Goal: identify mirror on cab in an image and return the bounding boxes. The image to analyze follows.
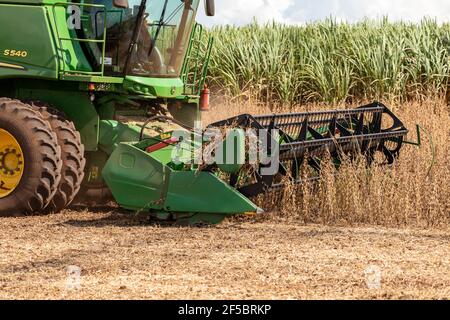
[205,0,215,16]
[113,0,129,9]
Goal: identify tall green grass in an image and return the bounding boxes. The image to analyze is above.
[204,19,450,106]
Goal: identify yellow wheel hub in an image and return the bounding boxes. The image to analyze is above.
[0,129,24,198]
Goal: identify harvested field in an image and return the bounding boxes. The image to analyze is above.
[0,210,449,300]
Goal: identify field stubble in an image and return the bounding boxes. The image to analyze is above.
[0,211,449,299]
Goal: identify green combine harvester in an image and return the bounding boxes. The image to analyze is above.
[0,0,411,224]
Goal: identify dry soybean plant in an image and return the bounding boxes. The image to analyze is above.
[211,98,449,228]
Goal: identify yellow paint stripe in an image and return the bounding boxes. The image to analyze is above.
[0,62,25,70]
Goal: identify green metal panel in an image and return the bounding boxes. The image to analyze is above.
[98,120,143,155]
[0,0,46,5]
[0,4,58,79]
[62,74,124,84]
[124,76,185,98]
[102,143,170,211]
[165,171,258,214]
[217,129,246,174]
[47,3,93,74]
[102,142,259,217]
[0,0,83,4]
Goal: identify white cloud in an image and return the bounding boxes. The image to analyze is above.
[197,0,294,26]
[197,0,450,26]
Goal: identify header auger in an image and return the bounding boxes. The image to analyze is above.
[0,0,411,224]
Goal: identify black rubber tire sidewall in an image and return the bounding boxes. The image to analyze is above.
[0,100,61,216]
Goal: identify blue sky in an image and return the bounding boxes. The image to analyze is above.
[197,0,450,26]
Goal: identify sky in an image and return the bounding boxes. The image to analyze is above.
[197,0,450,27]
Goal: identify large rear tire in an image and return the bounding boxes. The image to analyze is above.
[0,98,62,216]
[29,102,86,212]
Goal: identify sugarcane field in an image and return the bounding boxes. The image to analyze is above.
[0,0,449,303]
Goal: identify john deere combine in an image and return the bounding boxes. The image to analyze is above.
[0,0,410,224]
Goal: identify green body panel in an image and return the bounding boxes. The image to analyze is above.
[63,75,124,84]
[0,4,58,79]
[124,77,185,98]
[102,142,258,217]
[164,171,257,214]
[47,3,93,74]
[0,0,54,3]
[102,143,168,211]
[148,143,178,166]
[217,129,246,174]
[98,120,143,154]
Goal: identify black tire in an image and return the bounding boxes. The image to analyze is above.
[29,102,86,212]
[0,98,62,216]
